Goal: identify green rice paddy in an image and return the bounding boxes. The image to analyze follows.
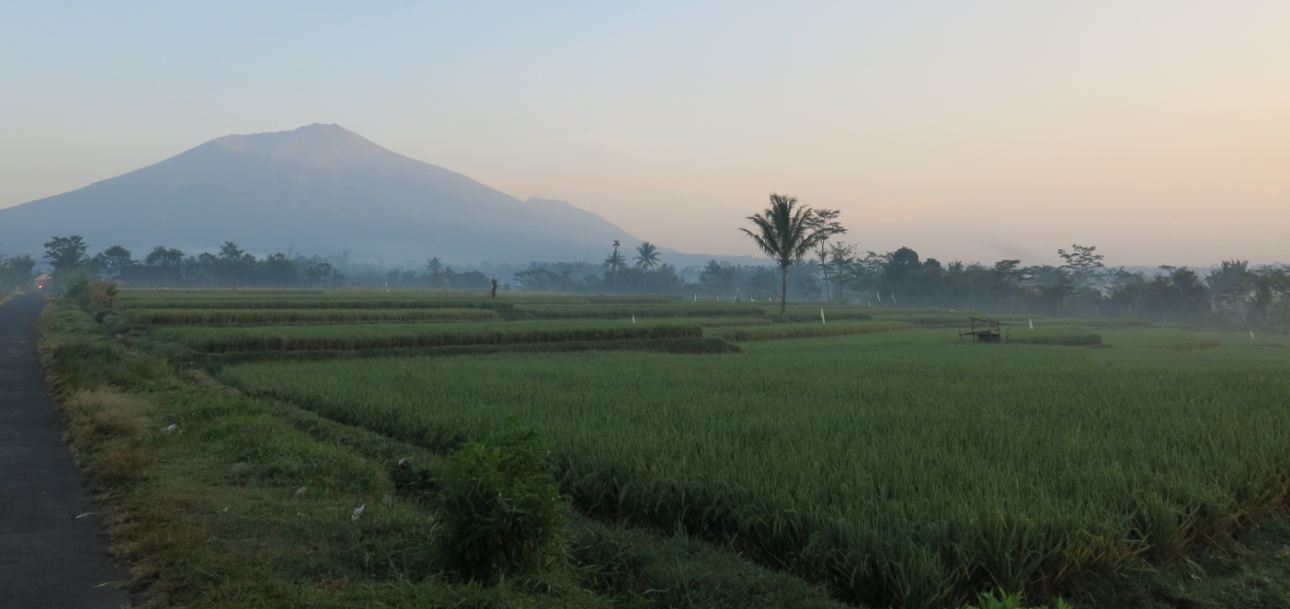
[109,288,1290,608]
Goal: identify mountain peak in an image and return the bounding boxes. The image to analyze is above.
[213,122,364,143]
[0,125,638,263]
[287,122,363,138]
[203,123,387,165]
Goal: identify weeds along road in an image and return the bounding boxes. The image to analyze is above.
[0,293,128,609]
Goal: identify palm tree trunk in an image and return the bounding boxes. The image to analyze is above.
[779,265,788,317]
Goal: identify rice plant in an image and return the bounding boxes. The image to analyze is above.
[219,330,1290,608]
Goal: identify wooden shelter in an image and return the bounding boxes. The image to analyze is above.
[959,317,1009,343]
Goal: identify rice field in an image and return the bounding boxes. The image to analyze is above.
[123,307,501,325]
[154,319,704,353]
[113,288,1290,608]
[704,320,913,341]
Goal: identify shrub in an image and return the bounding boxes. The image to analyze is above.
[60,271,91,301]
[64,275,118,310]
[436,430,566,582]
[91,445,154,485]
[87,281,118,308]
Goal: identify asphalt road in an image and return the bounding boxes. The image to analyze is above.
[0,293,129,608]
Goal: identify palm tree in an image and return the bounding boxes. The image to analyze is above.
[634,241,661,270]
[603,240,627,291]
[741,194,834,317]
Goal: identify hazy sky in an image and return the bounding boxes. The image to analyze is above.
[2,1,1287,266]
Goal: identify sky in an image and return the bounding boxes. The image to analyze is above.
[2,1,1287,266]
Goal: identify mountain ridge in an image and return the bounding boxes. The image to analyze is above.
[0,124,650,265]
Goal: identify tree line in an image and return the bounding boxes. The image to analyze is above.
[34,237,345,288]
[731,193,1289,328]
[6,206,1288,331]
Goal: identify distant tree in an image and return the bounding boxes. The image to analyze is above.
[747,266,779,300]
[1057,244,1105,288]
[259,252,298,286]
[194,252,219,283]
[740,194,833,316]
[699,260,737,295]
[515,267,578,292]
[43,235,89,274]
[1206,259,1253,315]
[145,246,185,267]
[878,247,924,305]
[424,257,447,289]
[442,268,490,291]
[301,259,340,287]
[804,208,847,301]
[992,259,1023,312]
[633,241,661,271]
[0,255,36,291]
[92,245,135,280]
[1161,267,1210,321]
[1053,244,1107,314]
[218,241,246,260]
[136,246,187,286]
[214,241,256,286]
[1027,264,1077,314]
[1246,266,1288,327]
[641,262,683,292]
[827,243,882,303]
[1103,267,1148,317]
[603,240,627,291]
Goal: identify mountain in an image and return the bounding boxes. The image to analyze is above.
[0,124,641,264]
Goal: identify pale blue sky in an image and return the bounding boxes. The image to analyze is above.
[2,1,1287,264]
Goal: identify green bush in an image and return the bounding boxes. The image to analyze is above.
[437,430,566,582]
[60,271,91,301]
[87,281,118,308]
[62,274,118,311]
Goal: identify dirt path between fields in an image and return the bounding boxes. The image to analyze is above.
[0,293,128,608]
